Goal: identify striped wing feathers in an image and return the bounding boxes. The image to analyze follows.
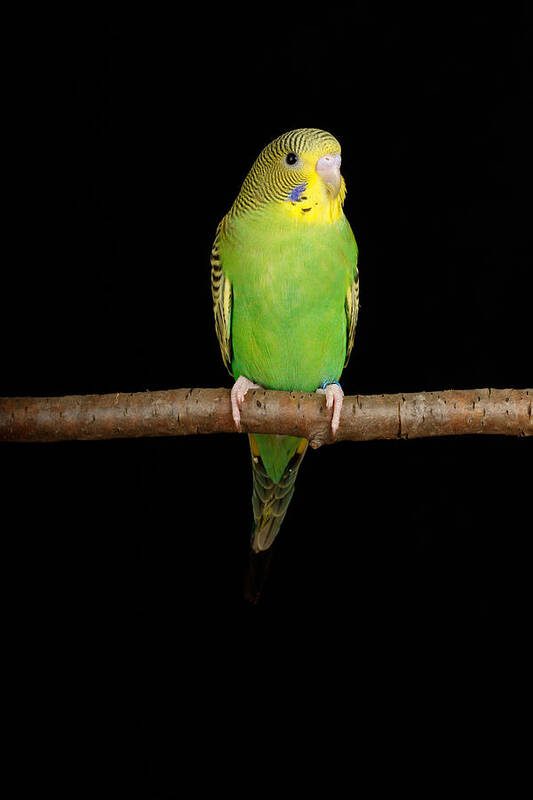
[344,262,359,367]
[210,231,233,375]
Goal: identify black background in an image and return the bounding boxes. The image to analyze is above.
[3,6,531,792]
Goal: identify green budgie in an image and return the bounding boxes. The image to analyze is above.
[211,128,359,562]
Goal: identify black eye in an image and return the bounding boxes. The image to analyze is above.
[285,152,298,165]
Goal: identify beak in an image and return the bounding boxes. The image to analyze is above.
[315,153,342,197]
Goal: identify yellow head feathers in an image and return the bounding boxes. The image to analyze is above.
[229,128,347,224]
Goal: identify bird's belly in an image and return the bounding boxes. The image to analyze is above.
[231,278,346,393]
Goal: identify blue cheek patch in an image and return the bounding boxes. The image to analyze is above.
[286,182,307,202]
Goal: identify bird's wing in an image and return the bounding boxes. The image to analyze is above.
[210,227,233,375]
[344,258,359,367]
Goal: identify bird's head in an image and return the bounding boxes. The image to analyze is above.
[233,128,347,223]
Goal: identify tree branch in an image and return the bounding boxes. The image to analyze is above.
[0,387,531,445]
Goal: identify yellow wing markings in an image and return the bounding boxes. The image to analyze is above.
[344,260,359,367]
[210,231,233,375]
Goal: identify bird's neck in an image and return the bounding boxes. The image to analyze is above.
[279,172,347,225]
[227,172,347,229]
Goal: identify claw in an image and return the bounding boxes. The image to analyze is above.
[316,382,344,437]
[230,376,262,431]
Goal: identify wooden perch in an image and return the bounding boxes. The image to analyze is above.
[0,387,531,446]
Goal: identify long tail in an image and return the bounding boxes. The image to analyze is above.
[243,434,308,603]
[249,434,308,553]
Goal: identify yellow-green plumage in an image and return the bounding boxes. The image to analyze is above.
[211,128,359,553]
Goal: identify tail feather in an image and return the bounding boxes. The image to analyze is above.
[249,434,307,553]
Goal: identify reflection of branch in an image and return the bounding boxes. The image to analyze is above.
[0,387,531,446]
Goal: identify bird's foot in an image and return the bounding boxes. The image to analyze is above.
[316,380,344,437]
[231,376,262,431]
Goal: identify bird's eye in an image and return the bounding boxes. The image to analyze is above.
[285,152,298,166]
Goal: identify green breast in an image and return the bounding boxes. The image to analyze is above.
[221,208,357,392]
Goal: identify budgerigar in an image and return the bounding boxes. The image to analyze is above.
[211,128,359,561]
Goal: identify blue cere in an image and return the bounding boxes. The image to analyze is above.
[286,182,307,202]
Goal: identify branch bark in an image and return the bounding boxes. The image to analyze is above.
[0,387,531,445]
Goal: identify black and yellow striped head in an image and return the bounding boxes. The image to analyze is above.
[230,128,347,223]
